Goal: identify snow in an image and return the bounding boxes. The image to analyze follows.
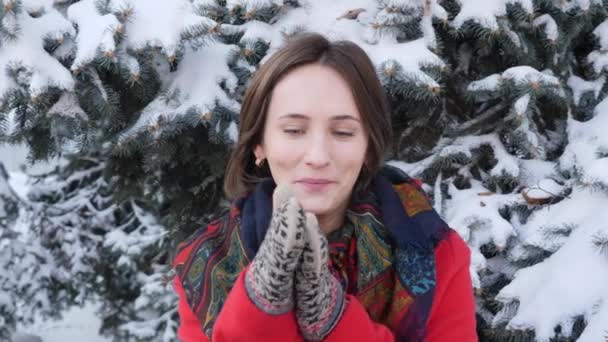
[523,178,565,200]
[11,332,42,342]
[420,7,436,49]
[496,90,608,340]
[560,99,608,187]
[15,302,110,342]
[454,134,521,177]
[104,201,167,268]
[432,172,443,216]
[428,0,448,21]
[2,170,109,342]
[452,0,533,30]
[468,66,563,97]
[502,66,561,87]
[587,50,608,74]
[592,19,608,50]
[577,300,608,342]
[20,0,56,13]
[0,5,75,99]
[368,38,445,87]
[533,14,558,41]
[116,0,217,56]
[513,94,530,115]
[518,159,558,185]
[227,121,239,142]
[559,0,603,12]
[120,0,447,140]
[446,179,522,257]
[242,0,284,11]
[120,41,240,139]
[468,74,502,92]
[236,20,281,46]
[504,27,522,48]
[66,1,238,141]
[1,159,178,341]
[497,187,608,342]
[588,19,608,73]
[47,92,87,119]
[225,0,284,11]
[389,134,521,180]
[124,55,141,78]
[248,0,446,89]
[268,0,377,44]
[67,0,121,71]
[6,172,29,200]
[567,75,605,106]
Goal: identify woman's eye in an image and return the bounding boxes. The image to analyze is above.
[283,128,305,135]
[334,131,355,137]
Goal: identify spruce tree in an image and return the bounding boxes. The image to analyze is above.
[0,162,20,340]
[2,0,608,341]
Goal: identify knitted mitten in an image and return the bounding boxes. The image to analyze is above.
[295,213,346,341]
[244,185,307,314]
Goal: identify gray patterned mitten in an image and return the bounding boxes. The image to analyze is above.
[295,213,346,341]
[244,185,307,315]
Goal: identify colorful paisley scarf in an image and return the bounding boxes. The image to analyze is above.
[175,165,451,340]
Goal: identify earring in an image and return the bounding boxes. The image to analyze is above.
[255,157,265,167]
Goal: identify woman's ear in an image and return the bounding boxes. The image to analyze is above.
[254,144,265,160]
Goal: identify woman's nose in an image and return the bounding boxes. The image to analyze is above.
[304,134,330,168]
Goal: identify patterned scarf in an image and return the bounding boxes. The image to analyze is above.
[175,165,451,340]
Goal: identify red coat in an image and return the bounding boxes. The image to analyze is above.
[173,230,477,341]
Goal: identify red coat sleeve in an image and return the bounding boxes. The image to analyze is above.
[324,295,394,341]
[426,231,478,342]
[212,266,302,341]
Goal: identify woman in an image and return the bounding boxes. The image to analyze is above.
[173,32,477,341]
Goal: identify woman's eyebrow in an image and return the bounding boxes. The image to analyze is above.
[278,113,309,120]
[278,113,361,122]
[331,114,360,122]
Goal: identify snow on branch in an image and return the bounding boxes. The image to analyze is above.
[560,99,608,188]
[469,66,563,94]
[567,75,605,107]
[104,200,168,268]
[533,14,558,42]
[496,186,608,341]
[0,2,74,102]
[118,41,240,141]
[451,0,533,31]
[67,0,121,71]
[587,19,608,74]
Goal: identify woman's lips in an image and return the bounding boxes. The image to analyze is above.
[295,179,335,192]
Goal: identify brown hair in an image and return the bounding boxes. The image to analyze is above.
[224,32,392,199]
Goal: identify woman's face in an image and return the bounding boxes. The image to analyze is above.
[254,63,368,216]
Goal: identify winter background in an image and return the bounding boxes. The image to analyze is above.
[1,0,608,341]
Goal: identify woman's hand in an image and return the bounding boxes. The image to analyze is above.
[295,213,346,341]
[244,185,307,315]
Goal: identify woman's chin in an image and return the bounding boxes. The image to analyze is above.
[299,200,333,216]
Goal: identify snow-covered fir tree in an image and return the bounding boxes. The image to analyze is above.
[1,0,608,341]
[0,162,20,340]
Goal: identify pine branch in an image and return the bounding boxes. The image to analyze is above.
[445,102,507,137]
[592,231,608,257]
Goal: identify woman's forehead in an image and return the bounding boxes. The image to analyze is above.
[267,64,361,120]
